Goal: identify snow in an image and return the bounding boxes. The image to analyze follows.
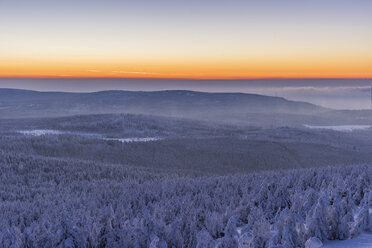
[18,130,65,136]
[103,137,162,143]
[323,233,372,248]
[18,130,162,143]
[304,125,371,132]
[238,232,253,248]
[305,237,323,248]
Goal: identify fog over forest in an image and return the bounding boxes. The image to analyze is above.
[1,78,372,109]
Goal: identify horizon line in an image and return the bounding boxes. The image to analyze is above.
[1,76,372,81]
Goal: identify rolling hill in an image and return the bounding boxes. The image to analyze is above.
[0,88,324,120]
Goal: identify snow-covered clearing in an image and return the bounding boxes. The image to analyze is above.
[18,129,162,143]
[323,233,372,248]
[18,129,65,136]
[103,137,162,143]
[303,125,371,132]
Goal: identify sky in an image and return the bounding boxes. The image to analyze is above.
[0,0,372,79]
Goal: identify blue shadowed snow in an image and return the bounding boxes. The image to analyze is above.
[324,233,372,248]
[303,125,372,132]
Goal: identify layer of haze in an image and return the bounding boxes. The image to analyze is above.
[0,0,372,79]
[1,78,372,110]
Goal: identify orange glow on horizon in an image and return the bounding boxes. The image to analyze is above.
[1,58,371,80]
[1,73,372,80]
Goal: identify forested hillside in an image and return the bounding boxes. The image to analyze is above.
[0,89,325,125]
[1,150,371,247]
[1,101,372,247]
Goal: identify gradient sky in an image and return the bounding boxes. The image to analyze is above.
[0,0,372,79]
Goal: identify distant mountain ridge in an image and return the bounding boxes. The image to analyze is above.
[0,88,325,119]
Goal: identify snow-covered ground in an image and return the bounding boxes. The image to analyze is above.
[303,125,371,132]
[323,233,372,248]
[18,129,162,143]
[18,129,65,136]
[103,137,162,143]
